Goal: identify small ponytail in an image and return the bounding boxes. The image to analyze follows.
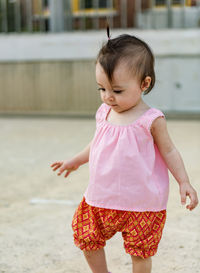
[106,23,111,40]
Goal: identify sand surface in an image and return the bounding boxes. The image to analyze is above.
[0,117,199,273]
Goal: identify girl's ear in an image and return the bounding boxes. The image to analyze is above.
[141,76,151,92]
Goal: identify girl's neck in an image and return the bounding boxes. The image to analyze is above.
[131,99,149,111]
[107,99,150,126]
[122,99,150,115]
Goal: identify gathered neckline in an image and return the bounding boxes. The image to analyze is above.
[104,105,152,128]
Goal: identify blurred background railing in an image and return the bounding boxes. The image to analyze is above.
[0,0,200,33]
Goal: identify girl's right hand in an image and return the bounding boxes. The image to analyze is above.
[50,159,79,178]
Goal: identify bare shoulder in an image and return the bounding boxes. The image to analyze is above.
[151,116,175,154]
[151,115,167,134]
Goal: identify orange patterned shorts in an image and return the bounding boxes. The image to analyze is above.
[72,197,166,259]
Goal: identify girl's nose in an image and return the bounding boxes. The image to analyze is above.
[105,91,114,101]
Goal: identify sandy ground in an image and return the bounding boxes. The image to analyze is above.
[0,116,200,273]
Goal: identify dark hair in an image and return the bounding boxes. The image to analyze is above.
[96,34,155,95]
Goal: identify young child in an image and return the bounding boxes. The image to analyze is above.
[51,30,198,273]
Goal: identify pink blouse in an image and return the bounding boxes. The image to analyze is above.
[84,103,169,212]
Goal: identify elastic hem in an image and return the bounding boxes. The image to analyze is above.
[74,239,106,251]
[125,247,158,259]
[84,196,167,212]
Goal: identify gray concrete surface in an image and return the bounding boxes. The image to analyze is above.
[0,116,199,273]
[0,30,200,61]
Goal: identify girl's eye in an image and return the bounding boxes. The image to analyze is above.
[97,88,123,94]
[97,88,105,91]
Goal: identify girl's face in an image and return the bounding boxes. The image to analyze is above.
[96,62,150,113]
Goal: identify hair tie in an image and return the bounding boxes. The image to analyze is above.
[106,24,111,40]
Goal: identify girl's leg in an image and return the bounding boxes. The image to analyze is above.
[83,248,109,273]
[131,256,152,273]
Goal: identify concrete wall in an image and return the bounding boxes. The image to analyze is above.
[0,29,200,116]
[0,61,100,115]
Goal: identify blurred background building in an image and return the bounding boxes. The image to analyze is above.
[1,0,200,32]
[0,0,200,116]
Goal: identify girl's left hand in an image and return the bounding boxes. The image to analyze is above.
[179,182,198,210]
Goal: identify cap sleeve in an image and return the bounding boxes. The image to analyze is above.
[141,108,165,132]
[95,103,109,124]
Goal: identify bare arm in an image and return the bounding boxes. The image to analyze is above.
[151,117,198,210]
[72,141,91,166]
[51,141,91,178]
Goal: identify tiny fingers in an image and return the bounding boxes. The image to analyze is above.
[180,190,186,205]
[181,198,186,205]
[51,162,64,173]
[64,170,71,178]
[187,192,199,210]
[51,162,60,167]
[186,203,195,211]
[52,165,60,171]
[51,162,77,179]
[57,168,64,176]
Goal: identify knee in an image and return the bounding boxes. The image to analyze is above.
[131,255,151,264]
[83,248,105,259]
[83,249,102,260]
[131,255,144,263]
[83,250,93,259]
[131,255,152,273]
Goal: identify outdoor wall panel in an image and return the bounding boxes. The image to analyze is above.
[0,61,101,114]
[0,30,199,116]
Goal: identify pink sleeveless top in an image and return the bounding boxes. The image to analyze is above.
[84,103,169,212]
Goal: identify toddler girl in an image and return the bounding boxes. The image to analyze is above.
[51,30,198,273]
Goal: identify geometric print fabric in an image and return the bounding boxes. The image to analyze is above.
[72,198,166,259]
